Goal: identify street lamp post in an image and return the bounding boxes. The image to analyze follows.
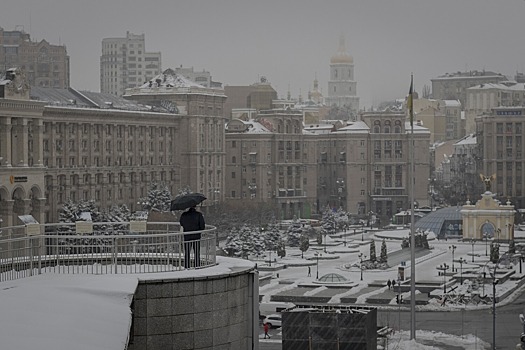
[492,277,499,350]
[470,239,476,262]
[449,245,456,272]
[458,257,465,285]
[358,253,365,281]
[484,233,489,256]
[496,228,501,242]
[438,263,449,293]
[315,253,321,280]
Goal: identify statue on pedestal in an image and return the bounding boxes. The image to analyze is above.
[479,173,496,192]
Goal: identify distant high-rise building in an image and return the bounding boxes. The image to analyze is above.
[0,27,70,89]
[325,35,359,120]
[100,32,161,96]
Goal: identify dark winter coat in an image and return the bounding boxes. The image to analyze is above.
[179,207,205,241]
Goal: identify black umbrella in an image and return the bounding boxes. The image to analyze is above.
[170,193,207,211]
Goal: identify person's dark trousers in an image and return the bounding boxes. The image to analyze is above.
[184,240,201,268]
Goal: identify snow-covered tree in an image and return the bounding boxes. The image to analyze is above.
[138,182,172,212]
[380,239,388,264]
[223,226,240,257]
[286,217,303,247]
[334,207,349,233]
[263,221,282,251]
[299,233,310,258]
[176,185,193,197]
[369,240,377,262]
[321,206,336,247]
[223,224,265,259]
[59,199,103,223]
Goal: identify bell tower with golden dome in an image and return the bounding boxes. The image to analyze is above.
[325,34,359,120]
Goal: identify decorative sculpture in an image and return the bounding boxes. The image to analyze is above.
[479,173,496,192]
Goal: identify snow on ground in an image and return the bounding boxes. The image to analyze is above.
[1,227,524,349]
[386,330,491,350]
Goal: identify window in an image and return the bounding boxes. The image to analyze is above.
[232,172,236,179]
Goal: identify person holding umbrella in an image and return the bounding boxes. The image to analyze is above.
[179,204,206,269]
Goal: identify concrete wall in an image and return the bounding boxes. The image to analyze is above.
[128,266,257,350]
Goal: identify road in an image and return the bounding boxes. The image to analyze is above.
[258,289,525,349]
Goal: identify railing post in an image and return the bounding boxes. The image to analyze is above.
[113,236,118,274]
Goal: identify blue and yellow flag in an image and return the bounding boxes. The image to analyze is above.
[408,75,414,126]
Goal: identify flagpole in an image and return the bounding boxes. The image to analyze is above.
[409,74,416,340]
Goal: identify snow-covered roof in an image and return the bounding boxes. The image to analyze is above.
[454,134,477,146]
[140,68,204,89]
[468,82,525,91]
[405,121,431,134]
[333,120,369,134]
[443,100,461,107]
[226,119,271,133]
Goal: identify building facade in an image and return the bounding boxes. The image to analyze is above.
[431,70,507,108]
[465,82,525,134]
[100,32,161,96]
[225,109,431,223]
[223,78,278,119]
[0,27,70,89]
[0,68,225,226]
[476,106,525,207]
[324,35,359,121]
[225,109,318,219]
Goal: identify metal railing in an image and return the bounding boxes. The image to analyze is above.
[0,222,216,282]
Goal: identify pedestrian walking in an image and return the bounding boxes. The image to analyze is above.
[392,279,396,290]
[179,205,205,269]
[387,279,391,290]
[263,322,271,339]
[307,266,311,277]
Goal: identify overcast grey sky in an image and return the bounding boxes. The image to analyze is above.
[2,0,525,108]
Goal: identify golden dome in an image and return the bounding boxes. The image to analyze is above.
[330,34,353,64]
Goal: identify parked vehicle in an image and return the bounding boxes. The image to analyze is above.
[259,301,294,319]
[263,314,282,328]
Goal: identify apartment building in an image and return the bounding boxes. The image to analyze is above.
[476,106,525,207]
[0,27,70,88]
[226,109,431,222]
[225,109,318,219]
[431,70,507,108]
[465,82,525,134]
[100,32,161,96]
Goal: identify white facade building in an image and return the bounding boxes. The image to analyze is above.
[100,32,161,96]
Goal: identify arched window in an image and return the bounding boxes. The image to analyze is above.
[373,120,381,134]
[394,120,402,134]
[384,120,391,134]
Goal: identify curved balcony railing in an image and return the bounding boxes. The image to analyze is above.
[0,222,216,282]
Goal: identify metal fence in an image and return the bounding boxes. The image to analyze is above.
[0,222,216,282]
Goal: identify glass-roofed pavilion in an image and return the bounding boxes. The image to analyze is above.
[413,207,463,239]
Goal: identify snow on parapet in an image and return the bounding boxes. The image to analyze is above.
[141,68,204,89]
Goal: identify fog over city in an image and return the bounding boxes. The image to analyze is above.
[2,0,525,108]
